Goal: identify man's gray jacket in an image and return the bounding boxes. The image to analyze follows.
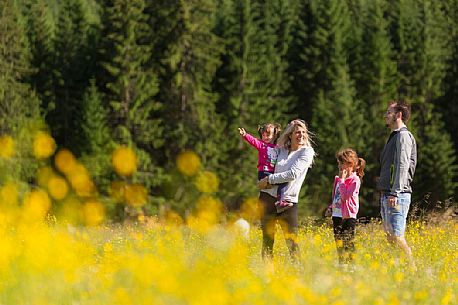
[377,127,417,196]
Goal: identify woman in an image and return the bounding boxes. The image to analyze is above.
[257,119,315,258]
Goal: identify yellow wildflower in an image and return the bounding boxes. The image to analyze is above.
[55,149,78,175]
[176,150,201,176]
[22,189,51,222]
[33,131,56,159]
[47,175,69,200]
[195,171,219,193]
[0,135,14,158]
[124,184,147,207]
[82,200,105,226]
[112,146,137,176]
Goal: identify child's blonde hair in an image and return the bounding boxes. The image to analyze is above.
[336,148,366,179]
[257,123,282,143]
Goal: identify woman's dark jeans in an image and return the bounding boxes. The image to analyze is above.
[259,191,299,258]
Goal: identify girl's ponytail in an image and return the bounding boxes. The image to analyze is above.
[356,158,366,179]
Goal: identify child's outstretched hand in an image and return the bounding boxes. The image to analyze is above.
[238,127,246,136]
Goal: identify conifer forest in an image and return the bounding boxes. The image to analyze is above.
[1,0,457,220]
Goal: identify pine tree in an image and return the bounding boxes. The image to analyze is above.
[389,0,457,205]
[414,112,457,206]
[21,0,55,104]
[292,0,365,213]
[441,0,458,153]
[0,0,44,183]
[212,0,295,200]
[147,0,224,166]
[287,0,319,123]
[346,0,399,212]
[79,79,114,190]
[440,0,458,199]
[49,0,96,151]
[99,0,164,188]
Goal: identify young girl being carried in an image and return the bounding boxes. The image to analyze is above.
[326,148,365,266]
[238,123,291,211]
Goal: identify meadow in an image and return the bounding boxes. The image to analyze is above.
[0,216,456,305]
[0,134,456,304]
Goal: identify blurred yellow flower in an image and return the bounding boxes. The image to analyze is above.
[112,146,137,176]
[22,189,51,222]
[83,200,105,226]
[176,151,201,176]
[0,182,19,206]
[164,210,184,226]
[110,180,126,202]
[33,132,56,159]
[188,197,221,232]
[240,197,262,222]
[55,149,78,175]
[37,166,55,188]
[68,165,96,197]
[414,290,428,301]
[47,175,69,200]
[0,135,14,158]
[57,197,83,224]
[195,171,219,193]
[394,271,404,283]
[124,184,147,207]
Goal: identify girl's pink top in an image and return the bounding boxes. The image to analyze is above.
[331,172,361,218]
[242,133,277,172]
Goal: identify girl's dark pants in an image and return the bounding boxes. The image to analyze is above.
[332,216,357,263]
[259,191,299,258]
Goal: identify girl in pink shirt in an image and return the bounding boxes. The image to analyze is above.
[238,123,290,209]
[326,148,365,265]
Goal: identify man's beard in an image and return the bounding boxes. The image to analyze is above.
[385,117,396,128]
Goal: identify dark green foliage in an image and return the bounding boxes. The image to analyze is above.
[213,0,295,201]
[291,0,366,213]
[79,79,113,190]
[413,108,457,206]
[389,0,456,204]
[148,0,227,211]
[4,0,457,218]
[0,0,44,183]
[441,0,458,148]
[347,0,399,212]
[99,0,164,189]
[21,0,55,104]
[47,0,98,150]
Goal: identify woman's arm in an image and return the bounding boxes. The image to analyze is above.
[268,148,314,184]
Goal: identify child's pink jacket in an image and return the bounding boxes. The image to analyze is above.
[242,133,277,172]
[331,172,361,218]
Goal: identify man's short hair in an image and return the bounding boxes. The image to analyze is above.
[390,100,411,122]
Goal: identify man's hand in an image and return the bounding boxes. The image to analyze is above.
[238,127,246,136]
[388,195,397,207]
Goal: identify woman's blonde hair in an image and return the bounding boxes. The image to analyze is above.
[277,119,313,149]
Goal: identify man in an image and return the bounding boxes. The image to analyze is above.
[377,100,417,266]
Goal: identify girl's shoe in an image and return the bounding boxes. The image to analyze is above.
[275,201,293,213]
